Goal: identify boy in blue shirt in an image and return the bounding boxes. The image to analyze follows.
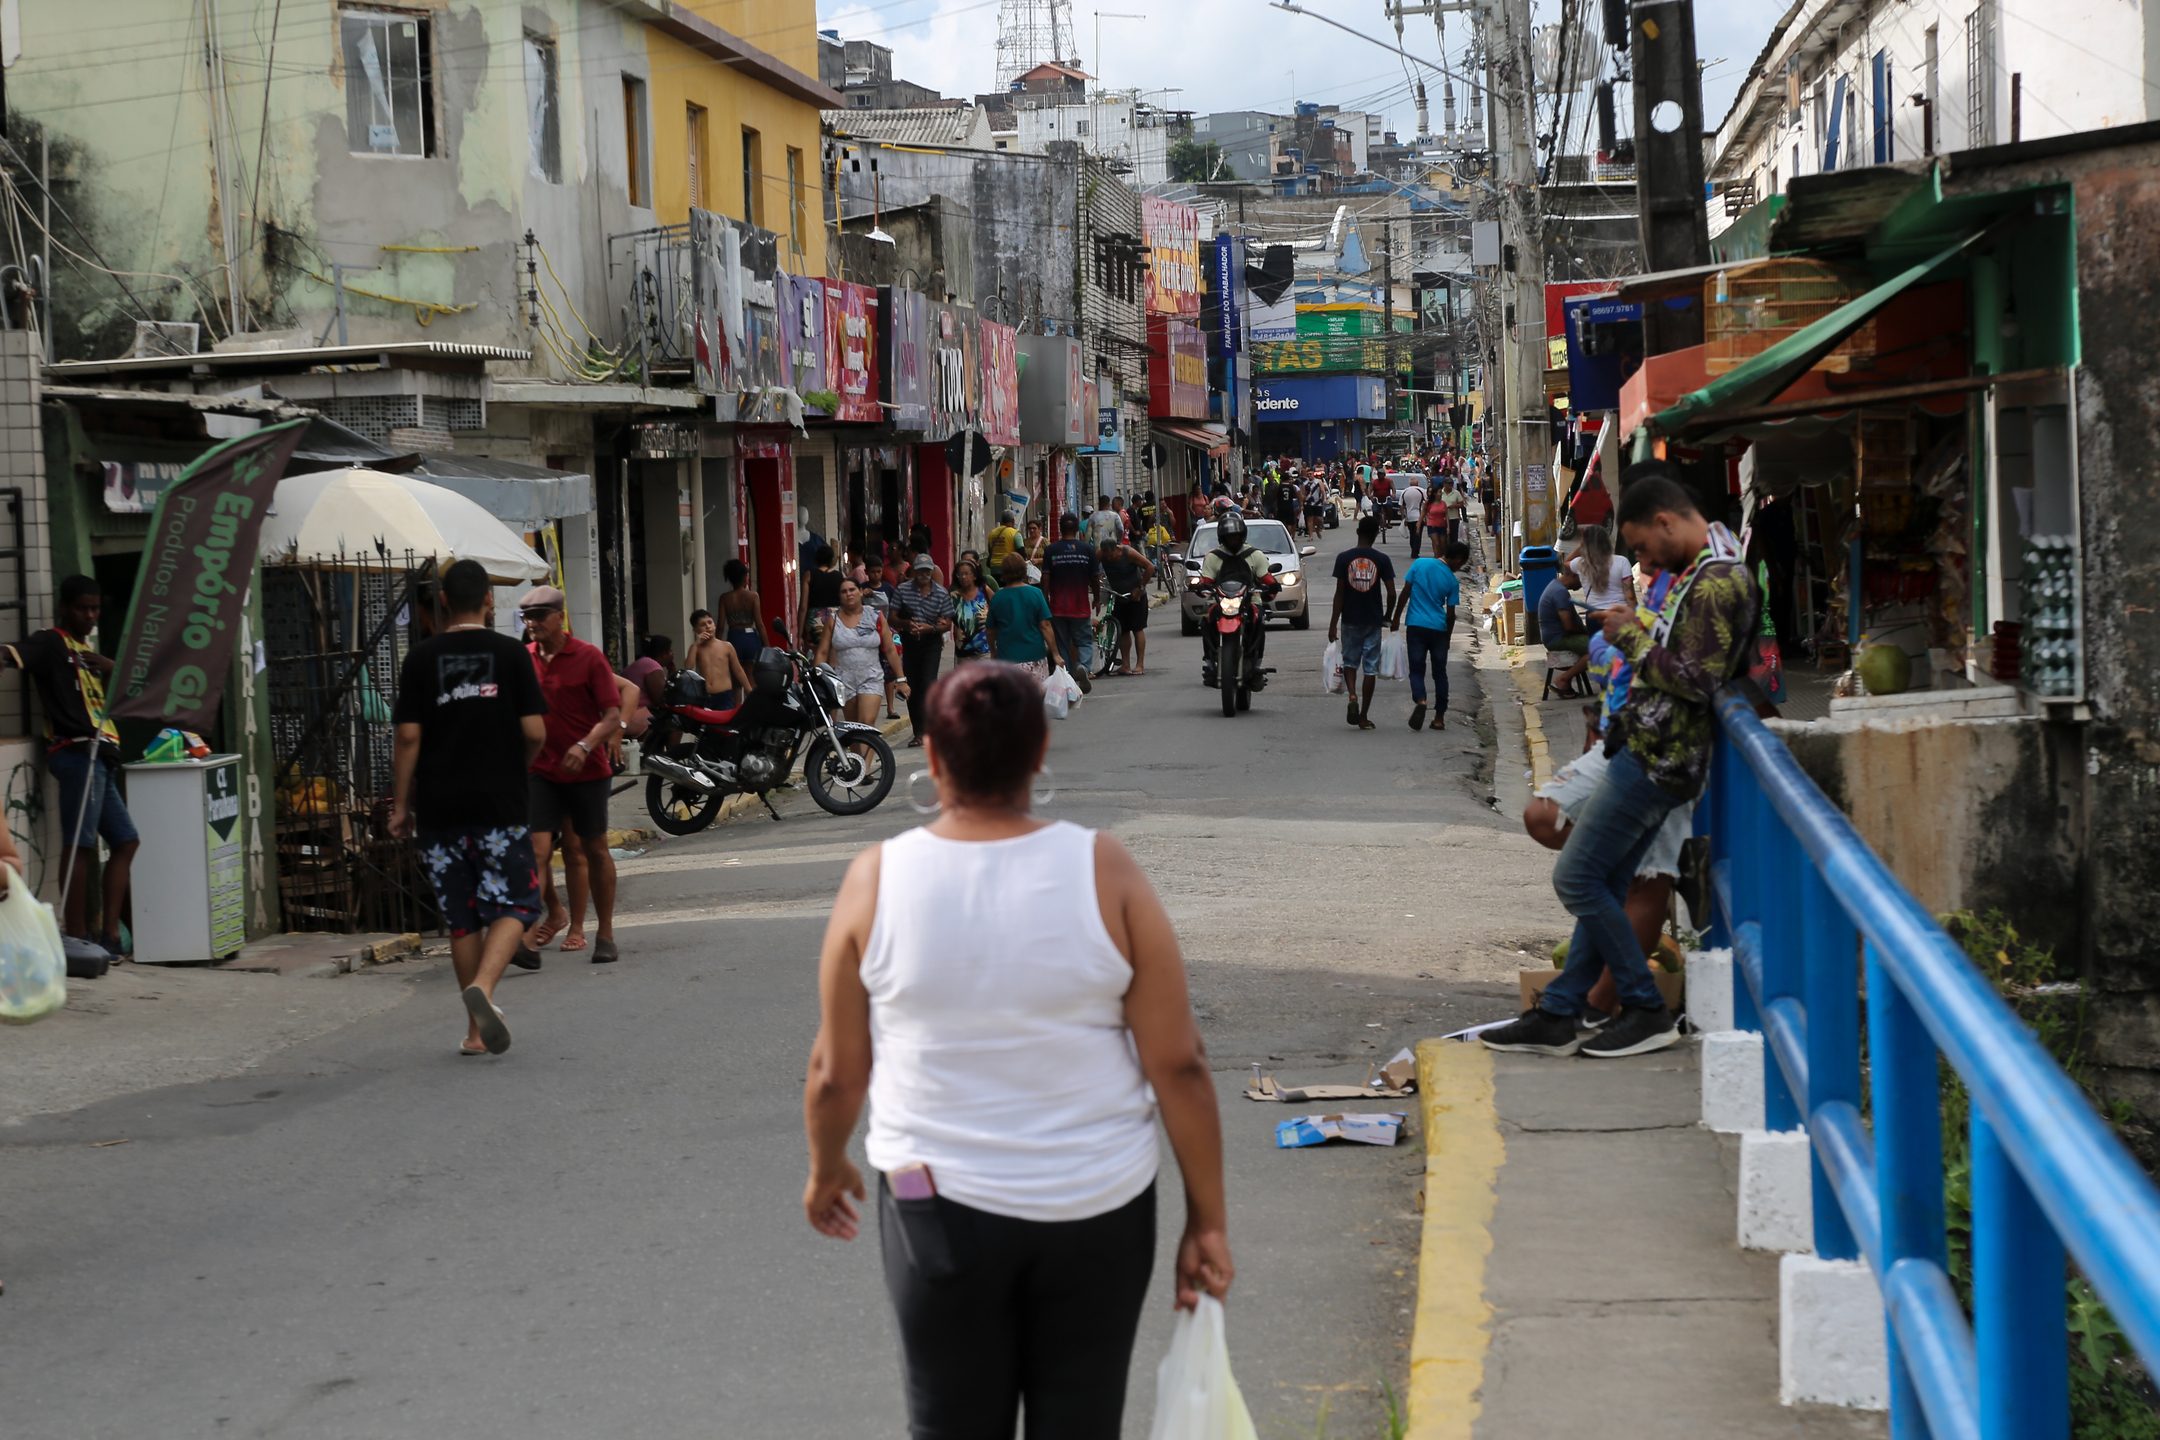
[1390,539,1470,731]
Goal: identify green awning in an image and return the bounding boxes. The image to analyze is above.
[1647,227,1993,436]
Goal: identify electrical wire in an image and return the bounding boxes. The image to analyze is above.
[0,136,161,329]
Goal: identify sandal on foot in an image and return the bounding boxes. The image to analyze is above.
[559,932,588,952]
[592,937,620,965]
[1409,702,1427,731]
[459,1040,489,1056]
[508,945,543,972]
[1357,718,1377,730]
[461,986,511,1055]
[527,914,566,949]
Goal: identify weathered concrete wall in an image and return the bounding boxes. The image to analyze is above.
[1935,134,2160,1128]
[830,143,1076,331]
[10,1,824,367]
[1774,714,2084,958]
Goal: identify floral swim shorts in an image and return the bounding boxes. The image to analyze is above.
[417,825,541,938]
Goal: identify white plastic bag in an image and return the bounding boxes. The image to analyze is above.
[0,862,66,1025]
[1042,668,1071,720]
[1147,1294,1259,1440]
[1045,664,1080,716]
[1379,631,1409,681]
[1322,641,1345,694]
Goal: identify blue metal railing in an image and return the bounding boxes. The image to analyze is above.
[1705,688,2160,1440]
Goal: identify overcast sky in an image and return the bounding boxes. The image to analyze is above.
[818,0,1792,145]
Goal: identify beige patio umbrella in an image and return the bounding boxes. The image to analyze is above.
[257,467,550,582]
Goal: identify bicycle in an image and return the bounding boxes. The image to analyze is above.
[1093,601,1122,677]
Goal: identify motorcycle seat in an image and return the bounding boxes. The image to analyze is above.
[679,702,743,725]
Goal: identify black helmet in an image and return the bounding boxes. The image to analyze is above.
[1218,512,1248,550]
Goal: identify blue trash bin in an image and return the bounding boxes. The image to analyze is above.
[1518,545,1560,645]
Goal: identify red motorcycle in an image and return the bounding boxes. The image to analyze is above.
[1195,572,1281,717]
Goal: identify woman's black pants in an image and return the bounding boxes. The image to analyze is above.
[901,636,943,737]
[880,1178,1156,1439]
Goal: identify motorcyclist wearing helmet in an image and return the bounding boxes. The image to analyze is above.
[1198,512,1277,685]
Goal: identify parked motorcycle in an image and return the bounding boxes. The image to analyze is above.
[1196,571,1280,717]
[641,644,895,834]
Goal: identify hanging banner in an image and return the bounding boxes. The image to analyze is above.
[1143,195,1201,318]
[977,319,1021,447]
[1214,234,1243,357]
[108,420,308,733]
[690,207,744,395]
[778,271,828,406]
[1147,316,1209,420]
[927,301,976,439]
[823,280,882,422]
[878,286,931,433]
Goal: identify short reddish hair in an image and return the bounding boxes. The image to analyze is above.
[921,661,1046,801]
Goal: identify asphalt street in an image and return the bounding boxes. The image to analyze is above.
[0,522,1573,1439]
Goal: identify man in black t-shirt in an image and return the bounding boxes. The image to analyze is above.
[1328,518,1398,730]
[390,559,547,1057]
[3,575,139,955]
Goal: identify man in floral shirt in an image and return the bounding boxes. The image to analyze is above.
[1486,470,1756,1060]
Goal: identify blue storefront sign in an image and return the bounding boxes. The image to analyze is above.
[1252,375,1387,420]
[1251,375,1387,461]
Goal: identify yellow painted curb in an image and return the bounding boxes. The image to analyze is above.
[1409,1039,1503,1440]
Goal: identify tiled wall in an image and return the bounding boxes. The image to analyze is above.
[0,332,59,894]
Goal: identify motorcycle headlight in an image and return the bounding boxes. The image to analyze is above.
[1220,596,1242,614]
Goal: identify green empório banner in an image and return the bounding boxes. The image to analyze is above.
[108,419,307,734]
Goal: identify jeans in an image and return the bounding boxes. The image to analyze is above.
[1338,620,1383,676]
[1540,748,1684,1016]
[1406,624,1450,709]
[49,744,137,849]
[901,635,943,735]
[1051,615,1092,675]
[882,1178,1155,1439]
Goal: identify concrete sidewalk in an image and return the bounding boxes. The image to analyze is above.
[1409,1040,1888,1439]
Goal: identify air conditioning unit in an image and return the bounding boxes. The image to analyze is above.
[132,321,200,358]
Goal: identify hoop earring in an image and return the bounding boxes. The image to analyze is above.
[1031,766,1056,808]
[906,769,942,816]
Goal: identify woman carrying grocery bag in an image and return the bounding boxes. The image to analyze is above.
[802,660,1234,1437]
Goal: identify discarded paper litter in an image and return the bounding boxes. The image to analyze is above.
[1275,1112,1409,1148]
[1245,1047,1417,1102]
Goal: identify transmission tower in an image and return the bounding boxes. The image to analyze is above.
[994,0,1078,92]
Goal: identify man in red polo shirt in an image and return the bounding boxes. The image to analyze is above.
[520,585,625,965]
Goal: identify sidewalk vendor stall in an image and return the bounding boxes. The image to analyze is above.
[257,468,549,933]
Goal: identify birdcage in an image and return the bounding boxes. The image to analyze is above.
[1704,259,1876,375]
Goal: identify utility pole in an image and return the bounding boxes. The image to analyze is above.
[1479,0,1547,563]
[1630,0,1710,353]
[1381,214,1394,431]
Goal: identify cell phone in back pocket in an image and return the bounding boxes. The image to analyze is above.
[889,1162,936,1201]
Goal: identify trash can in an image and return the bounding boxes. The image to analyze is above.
[1518,545,1560,646]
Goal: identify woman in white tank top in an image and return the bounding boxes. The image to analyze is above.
[803,661,1231,1438]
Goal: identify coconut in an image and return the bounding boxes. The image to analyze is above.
[1858,642,1912,696]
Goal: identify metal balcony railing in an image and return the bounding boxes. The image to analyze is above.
[1706,688,2160,1440]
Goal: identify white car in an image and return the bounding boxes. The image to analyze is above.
[1179,519,1318,634]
